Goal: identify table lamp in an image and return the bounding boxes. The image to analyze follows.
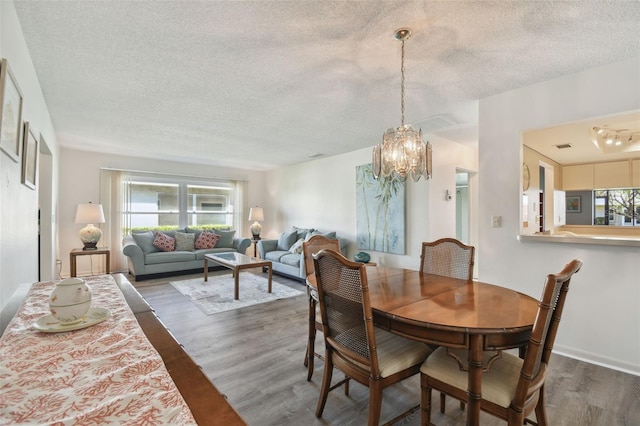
[75,202,105,250]
[248,207,264,240]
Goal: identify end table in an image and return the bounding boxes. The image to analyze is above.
[70,248,111,277]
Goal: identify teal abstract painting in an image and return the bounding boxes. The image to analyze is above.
[356,164,405,254]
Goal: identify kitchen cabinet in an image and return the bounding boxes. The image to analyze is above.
[562,164,594,190]
[633,160,640,187]
[594,161,630,188]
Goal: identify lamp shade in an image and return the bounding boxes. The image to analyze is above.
[248,207,264,222]
[75,203,105,250]
[75,203,105,224]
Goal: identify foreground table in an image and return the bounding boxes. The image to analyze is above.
[0,274,196,424]
[204,252,272,300]
[309,267,538,426]
[0,274,246,426]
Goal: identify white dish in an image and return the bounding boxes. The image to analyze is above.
[34,307,111,333]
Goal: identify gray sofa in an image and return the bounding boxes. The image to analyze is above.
[123,228,251,280]
[257,226,348,281]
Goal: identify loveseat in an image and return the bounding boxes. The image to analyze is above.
[257,226,348,281]
[123,228,251,280]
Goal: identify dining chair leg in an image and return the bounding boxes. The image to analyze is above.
[315,350,334,418]
[367,381,383,426]
[534,386,548,426]
[420,374,432,426]
[305,294,316,380]
[439,391,465,414]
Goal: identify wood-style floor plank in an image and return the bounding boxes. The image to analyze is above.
[134,271,640,426]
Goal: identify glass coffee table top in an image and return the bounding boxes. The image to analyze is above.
[207,252,269,266]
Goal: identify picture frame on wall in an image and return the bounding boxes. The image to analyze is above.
[0,58,24,162]
[21,122,38,190]
[566,195,581,213]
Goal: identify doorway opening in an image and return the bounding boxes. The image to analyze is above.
[455,171,470,244]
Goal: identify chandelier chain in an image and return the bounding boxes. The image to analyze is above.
[400,39,405,127]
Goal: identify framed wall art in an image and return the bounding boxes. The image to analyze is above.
[356,163,406,254]
[566,195,581,213]
[21,122,38,190]
[0,58,24,162]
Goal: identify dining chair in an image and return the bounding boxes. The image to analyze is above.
[419,258,582,426]
[313,249,432,426]
[420,237,475,413]
[301,235,342,381]
[419,238,475,280]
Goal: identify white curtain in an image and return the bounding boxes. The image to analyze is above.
[99,169,131,273]
[233,180,247,237]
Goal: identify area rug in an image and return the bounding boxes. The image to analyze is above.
[170,273,304,315]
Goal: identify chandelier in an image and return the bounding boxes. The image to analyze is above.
[372,28,432,182]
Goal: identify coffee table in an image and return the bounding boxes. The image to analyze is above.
[204,252,272,300]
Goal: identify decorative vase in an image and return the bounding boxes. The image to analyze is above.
[49,278,92,324]
[354,252,371,263]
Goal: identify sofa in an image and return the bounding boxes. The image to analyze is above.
[257,226,348,281]
[123,228,251,280]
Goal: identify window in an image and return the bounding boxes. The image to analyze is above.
[123,175,239,234]
[593,189,640,226]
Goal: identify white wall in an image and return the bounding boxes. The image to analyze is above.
[0,1,59,311]
[479,57,640,375]
[57,148,265,277]
[263,135,478,270]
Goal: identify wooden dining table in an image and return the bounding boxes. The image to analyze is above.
[309,266,539,426]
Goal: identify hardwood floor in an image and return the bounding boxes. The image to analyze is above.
[134,271,640,426]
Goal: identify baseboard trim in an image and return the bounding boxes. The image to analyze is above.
[554,344,640,377]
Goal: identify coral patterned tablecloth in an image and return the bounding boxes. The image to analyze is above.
[0,275,196,425]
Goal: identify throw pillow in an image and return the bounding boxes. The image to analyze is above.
[305,230,337,240]
[292,226,315,241]
[175,232,195,251]
[195,230,220,249]
[132,230,159,254]
[185,227,202,241]
[214,229,236,248]
[153,231,176,252]
[277,231,297,251]
[289,238,304,254]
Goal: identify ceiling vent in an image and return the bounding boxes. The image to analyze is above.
[554,143,572,149]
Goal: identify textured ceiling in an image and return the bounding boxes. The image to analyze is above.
[12,1,640,170]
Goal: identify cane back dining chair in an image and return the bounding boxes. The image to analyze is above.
[419,259,582,426]
[420,237,475,413]
[313,249,432,426]
[302,235,342,381]
[419,238,475,280]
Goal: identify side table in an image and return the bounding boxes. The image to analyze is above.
[70,248,111,277]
